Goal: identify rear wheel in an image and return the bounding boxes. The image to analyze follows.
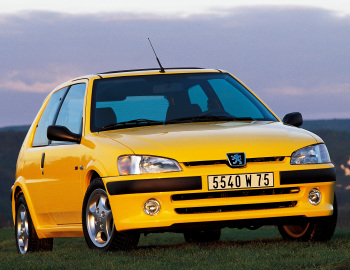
[82,178,140,251]
[15,194,53,254]
[184,229,221,243]
[278,194,337,242]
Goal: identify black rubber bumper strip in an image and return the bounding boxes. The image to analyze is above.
[106,176,202,195]
[280,167,336,185]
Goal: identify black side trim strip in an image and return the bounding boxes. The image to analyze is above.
[280,168,336,185]
[107,176,202,195]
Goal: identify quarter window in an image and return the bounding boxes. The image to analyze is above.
[32,87,68,147]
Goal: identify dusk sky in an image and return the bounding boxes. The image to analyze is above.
[1,1,349,127]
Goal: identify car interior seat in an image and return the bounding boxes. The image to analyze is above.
[95,107,117,129]
[166,104,202,121]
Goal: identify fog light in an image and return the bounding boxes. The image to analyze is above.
[308,188,321,205]
[143,198,161,216]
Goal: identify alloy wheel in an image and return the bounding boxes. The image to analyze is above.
[16,204,29,254]
[86,189,114,247]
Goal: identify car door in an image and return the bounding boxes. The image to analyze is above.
[41,82,87,225]
[22,87,68,227]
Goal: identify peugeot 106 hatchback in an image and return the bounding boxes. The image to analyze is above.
[11,68,337,254]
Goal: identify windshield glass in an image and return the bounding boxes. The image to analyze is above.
[91,72,278,131]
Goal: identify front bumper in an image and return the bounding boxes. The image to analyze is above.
[104,160,336,232]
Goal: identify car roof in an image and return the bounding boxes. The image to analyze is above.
[52,67,227,92]
[98,67,204,75]
[96,67,226,78]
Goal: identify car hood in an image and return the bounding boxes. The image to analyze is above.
[100,121,320,162]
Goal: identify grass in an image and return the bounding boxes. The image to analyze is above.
[0,227,350,270]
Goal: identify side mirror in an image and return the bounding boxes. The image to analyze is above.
[282,112,303,127]
[47,125,81,143]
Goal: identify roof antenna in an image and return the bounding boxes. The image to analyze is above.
[148,38,165,73]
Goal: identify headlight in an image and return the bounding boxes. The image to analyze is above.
[290,144,331,165]
[118,155,182,175]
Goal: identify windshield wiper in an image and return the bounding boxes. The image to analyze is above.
[100,115,255,131]
[99,119,163,131]
[166,114,254,124]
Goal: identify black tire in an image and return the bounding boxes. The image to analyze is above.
[15,194,53,254]
[184,229,221,243]
[278,194,338,242]
[82,178,140,251]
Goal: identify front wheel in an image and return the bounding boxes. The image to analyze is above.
[278,194,337,242]
[82,178,140,251]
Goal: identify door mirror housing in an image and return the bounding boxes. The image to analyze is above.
[282,112,303,127]
[47,125,81,143]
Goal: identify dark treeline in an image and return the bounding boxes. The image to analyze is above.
[303,119,350,134]
[0,130,27,227]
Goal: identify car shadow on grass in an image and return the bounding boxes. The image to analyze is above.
[135,226,350,252]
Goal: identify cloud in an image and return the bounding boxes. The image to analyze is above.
[2,65,81,93]
[0,90,47,127]
[264,86,306,96]
[0,7,349,126]
[2,79,58,93]
[263,83,350,96]
[259,83,350,120]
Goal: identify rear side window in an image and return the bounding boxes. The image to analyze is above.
[32,87,68,147]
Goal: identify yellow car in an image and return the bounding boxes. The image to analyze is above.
[11,68,337,254]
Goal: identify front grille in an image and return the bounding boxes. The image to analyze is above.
[183,156,284,167]
[175,201,297,214]
[172,187,300,201]
[184,160,227,167]
[248,156,285,162]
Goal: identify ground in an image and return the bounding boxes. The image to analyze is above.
[1,227,350,269]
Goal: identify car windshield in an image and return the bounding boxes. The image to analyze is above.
[91,72,278,131]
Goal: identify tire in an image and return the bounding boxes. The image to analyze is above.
[82,178,140,251]
[184,229,221,243]
[278,194,338,242]
[15,194,53,254]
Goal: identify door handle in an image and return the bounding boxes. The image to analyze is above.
[41,153,45,174]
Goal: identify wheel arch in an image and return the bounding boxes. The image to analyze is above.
[11,177,44,237]
[83,166,103,194]
[12,185,23,225]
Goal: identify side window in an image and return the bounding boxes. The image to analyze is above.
[54,83,86,136]
[188,85,208,111]
[32,87,68,147]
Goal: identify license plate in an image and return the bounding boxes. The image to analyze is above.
[208,172,274,190]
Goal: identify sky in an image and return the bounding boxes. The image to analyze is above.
[0,1,349,127]
[3,0,350,16]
